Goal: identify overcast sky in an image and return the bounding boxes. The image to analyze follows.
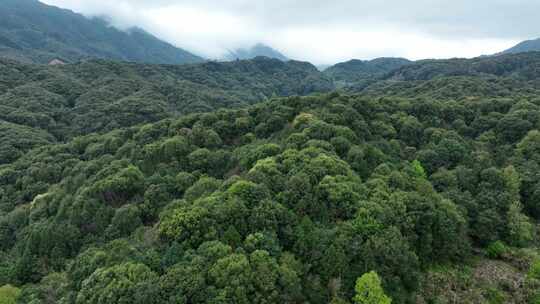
[40,0,539,64]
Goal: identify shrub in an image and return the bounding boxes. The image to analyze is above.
[486,241,508,259]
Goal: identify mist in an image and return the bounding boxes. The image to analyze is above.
[40,0,537,64]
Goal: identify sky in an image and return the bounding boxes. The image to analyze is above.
[40,0,539,65]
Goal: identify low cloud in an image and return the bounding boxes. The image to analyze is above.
[41,0,535,64]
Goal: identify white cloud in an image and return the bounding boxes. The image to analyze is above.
[271,26,518,64]
[40,0,532,64]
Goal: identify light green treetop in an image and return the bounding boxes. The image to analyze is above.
[353,271,392,304]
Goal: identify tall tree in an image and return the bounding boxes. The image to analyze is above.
[353,271,391,304]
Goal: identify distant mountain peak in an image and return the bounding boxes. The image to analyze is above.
[225,43,288,61]
[501,38,540,55]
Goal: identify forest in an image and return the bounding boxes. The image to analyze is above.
[0,56,332,164]
[1,51,540,303]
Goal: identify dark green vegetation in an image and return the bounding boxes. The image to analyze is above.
[323,52,540,94]
[503,38,540,55]
[2,75,540,302]
[0,0,203,64]
[324,57,412,88]
[332,52,540,99]
[225,43,289,61]
[385,52,540,81]
[0,57,332,164]
[2,48,540,303]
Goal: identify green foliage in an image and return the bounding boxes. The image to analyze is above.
[75,262,159,304]
[506,201,535,247]
[383,52,540,81]
[92,165,145,205]
[0,285,20,304]
[16,272,69,304]
[485,287,506,304]
[159,206,214,246]
[353,271,392,304]
[411,160,427,179]
[486,241,509,259]
[324,58,411,87]
[2,53,540,304]
[530,260,540,281]
[0,56,333,164]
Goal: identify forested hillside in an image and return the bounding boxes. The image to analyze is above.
[325,52,540,98]
[0,0,203,64]
[324,57,412,87]
[0,57,333,164]
[1,30,540,303]
[386,52,540,81]
[1,80,540,303]
[323,52,540,95]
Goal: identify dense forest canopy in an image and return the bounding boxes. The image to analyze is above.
[323,57,412,87]
[323,52,540,95]
[1,18,540,301]
[4,51,540,166]
[1,57,540,302]
[0,56,333,164]
[385,52,540,81]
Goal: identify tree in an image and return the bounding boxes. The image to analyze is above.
[75,262,159,304]
[411,160,427,179]
[353,271,391,304]
[159,205,216,246]
[105,205,143,239]
[506,201,534,247]
[0,285,20,304]
[528,259,540,281]
[93,165,145,206]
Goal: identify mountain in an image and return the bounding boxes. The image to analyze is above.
[225,43,289,61]
[0,56,333,163]
[502,38,540,54]
[324,57,412,87]
[0,0,204,64]
[385,52,540,81]
[3,7,540,302]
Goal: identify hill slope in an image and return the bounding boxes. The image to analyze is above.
[0,0,204,64]
[324,57,412,86]
[0,57,333,164]
[502,38,540,54]
[385,52,540,81]
[1,90,539,303]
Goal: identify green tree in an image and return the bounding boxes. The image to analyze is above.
[411,160,427,179]
[353,271,391,304]
[0,285,20,304]
[75,262,158,304]
[93,165,145,205]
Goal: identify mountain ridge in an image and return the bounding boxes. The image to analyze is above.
[0,0,204,64]
[324,57,412,82]
[502,37,540,54]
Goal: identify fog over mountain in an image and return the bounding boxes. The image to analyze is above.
[225,44,288,61]
[39,0,539,64]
